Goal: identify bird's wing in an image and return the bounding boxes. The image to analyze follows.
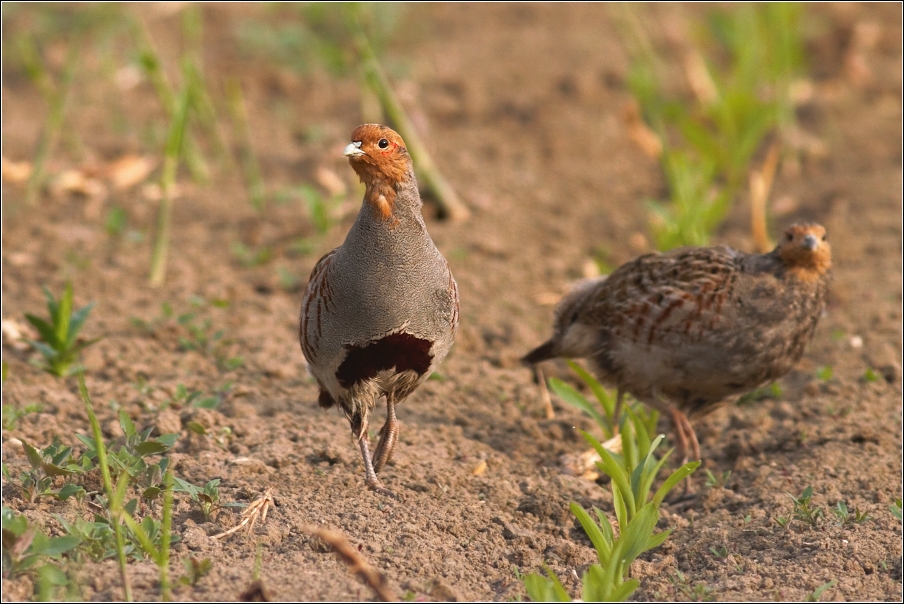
[594,247,743,347]
[299,248,338,364]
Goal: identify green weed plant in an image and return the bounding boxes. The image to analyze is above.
[24,283,100,377]
[626,4,805,250]
[523,368,698,601]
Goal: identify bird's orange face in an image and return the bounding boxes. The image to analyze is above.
[344,124,410,185]
[777,223,832,281]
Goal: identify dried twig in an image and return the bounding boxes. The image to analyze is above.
[749,142,781,253]
[211,488,274,540]
[534,365,555,420]
[300,524,396,602]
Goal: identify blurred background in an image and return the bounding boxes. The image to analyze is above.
[2,3,901,602]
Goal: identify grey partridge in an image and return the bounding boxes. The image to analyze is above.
[300,124,459,495]
[523,223,832,462]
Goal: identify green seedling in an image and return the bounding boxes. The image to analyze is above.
[891,498,903,522]
[232,242,273,267]
[17,35,80,206]
[34,561,81,601]
[105,206,128,236]
[226,78,266,213]
[277,267,302,292]
[815,365,833,382]
[149,60,193,287]
[181,5,231,169]
[1,506,80,580]
[169,299,243,371]
[19,439,86,503]
[171,477,242,522]
[704,469,731,489]
[621,4,805,249]
[833,501,871,525]
[806,579,836,602]
[709,545,729,558]
[179,557,213,586]
[167,383,226,410]
[737,382,782,405]
[76,409,177,503]
[298,184,341,235]
[787,486,823,527]
[862,368,881,383]
[129,301,174,335]
[669,571,714,602]
[52,514,128,563]
[2,402,43,430]
[24,282,100,377]
[523,405,698,601]
[131,17,209,185]
[774,515,791,529]
[77,372,132,600]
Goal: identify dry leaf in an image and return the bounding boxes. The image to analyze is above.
[115,64,142,92]
[106,155,156,190]
[315,166,347,197]
[49,169,106,199]
[142,183,182,202]
[2,157,32,184]
[582,258,601,279]
[623,101,662,159]
[2,318,34,351]
[684,51,718,105]
[534,291,562,306]
[472,460,487,476]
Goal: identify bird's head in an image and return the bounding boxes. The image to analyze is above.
[776,223,832,281]
[344,124,411,186]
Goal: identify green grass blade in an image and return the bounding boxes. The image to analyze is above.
[582,430,637,517]
[570,502,611,564]
[24,315,59,349]
[55,283,73,348]
[149,68,192,287]
[78,371,132,601]
[609,578,640,602]
[548,377,606,432]
[652,461,700,508]
[66,302,96,348]
[565,360,616,422]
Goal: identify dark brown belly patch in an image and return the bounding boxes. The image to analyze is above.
[336,333,433,389]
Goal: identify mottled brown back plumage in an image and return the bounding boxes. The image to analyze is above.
[523,223,832,461]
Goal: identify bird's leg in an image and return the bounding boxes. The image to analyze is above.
[668,408,691,464]
[668,407,701,501]
[352,415,396,497]
[372,395,399,474]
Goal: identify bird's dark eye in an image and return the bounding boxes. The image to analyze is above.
[821,233,827,241]
[378,138,389,149]
[785,233,793,242]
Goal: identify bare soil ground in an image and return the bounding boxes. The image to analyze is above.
[2,4,901,601]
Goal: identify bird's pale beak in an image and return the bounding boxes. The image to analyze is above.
[344,141,365,158]
[803,234,819,250]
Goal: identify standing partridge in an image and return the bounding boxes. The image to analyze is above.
[300,124,459,495]
[523,223,832,462]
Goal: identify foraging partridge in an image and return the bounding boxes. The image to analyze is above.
[523,223,832,462]
[300,124,459,495]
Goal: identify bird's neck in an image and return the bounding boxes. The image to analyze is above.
[362,168,422,224]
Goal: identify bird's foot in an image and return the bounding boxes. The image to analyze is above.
[365,477,398,499]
